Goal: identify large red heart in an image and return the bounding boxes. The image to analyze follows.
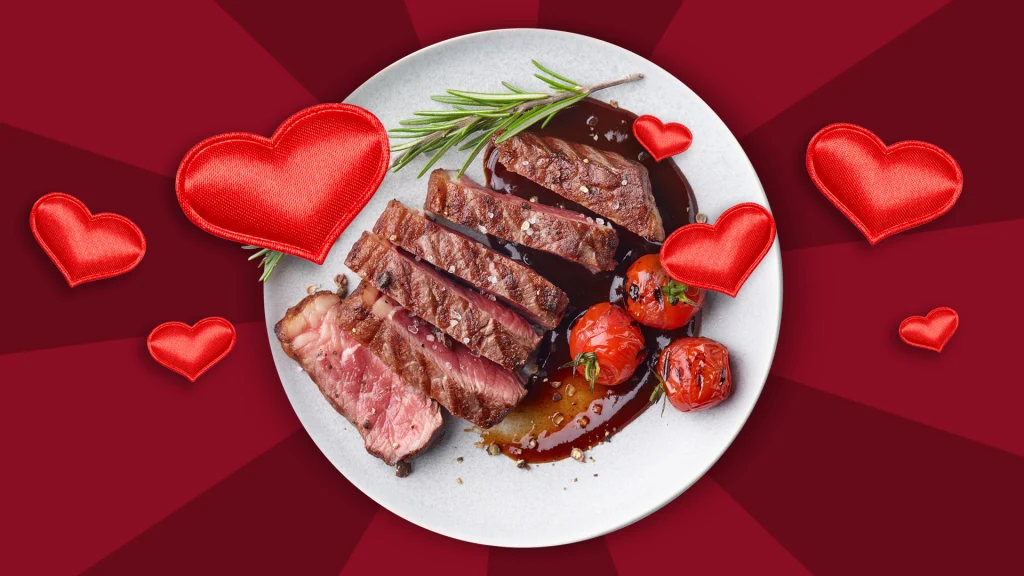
[899,307,959,353]
[660,203,776,297]
[806,123,962,244]
[30,192,146,287]
[176,103,389,264]
[633,115,693,161]
[148,317,237,382]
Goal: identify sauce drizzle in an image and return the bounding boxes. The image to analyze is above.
[476,98,700,463]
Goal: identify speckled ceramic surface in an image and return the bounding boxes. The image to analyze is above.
[263,29,781,548]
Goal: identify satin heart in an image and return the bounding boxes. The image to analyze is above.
[176,103,389,264]
[148,317,236,382]
[899,307,958,353]
[29,193,146,287]
[633,115,693,161]
[806,123,962,244]
[660,203,776,297]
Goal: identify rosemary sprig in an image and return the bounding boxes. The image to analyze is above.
[388,60,643,178]
[243,245,283,282]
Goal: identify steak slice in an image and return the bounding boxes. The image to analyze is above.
[494,132,665,241]
[425,169,618,273]
[345,231,540,370]
[275,291,442,469]
[341,284,527,428]
[373,200,569,330]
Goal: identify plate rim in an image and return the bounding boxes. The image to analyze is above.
[265,27,783,548]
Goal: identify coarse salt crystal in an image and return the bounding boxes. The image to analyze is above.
[596,218,604,225]
[427,334,435,342]
[579,185,589,194]
[486,212,494,219]
[478,225,487,234]
[462,337,470,344]
[488,275,498,283]
[520,220,530,231]
[448,265,456,273]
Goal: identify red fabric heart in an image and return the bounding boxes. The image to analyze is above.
[176,103,389,264]
[29,192,146,287]
[806,123,962,244]
[633,115,693,161]
[148,317,236,382]
[899,307,958,353]
[660,203,776,297]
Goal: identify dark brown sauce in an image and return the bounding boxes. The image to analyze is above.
[478,98,700,463]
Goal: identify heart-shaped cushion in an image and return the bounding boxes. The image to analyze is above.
[632,115,693,161]
[148,317,237,381]
[30,192,146,287]
[176,103,389,264]
[806,123,962,244]
[899,307,959,353]
[660,203,776,297]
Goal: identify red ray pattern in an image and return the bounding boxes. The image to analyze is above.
[606,477,811,575]
[0,322,299,575]
[1,125,268,355]
[82,431,379,575]
[488,538,619,576]
[404,0,540,47]
[710,375,1024,575]
[652,0,951,138]
[0,0,315,176]
[773,218,1024,455]
[538,0,684,57]
[740,0,1024,250]
[215,0,422,102]
[339,508,488,576]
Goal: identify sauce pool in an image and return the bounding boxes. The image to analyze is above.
[476,98,700,463]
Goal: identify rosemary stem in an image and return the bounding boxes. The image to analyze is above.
[389,71,643,169]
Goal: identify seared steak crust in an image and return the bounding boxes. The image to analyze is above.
[495,132,665,241]
[275,291,443,468]
[345,231,540,371]
[340,284,527,428]
[373,200,568,330]
[425,170,618,273]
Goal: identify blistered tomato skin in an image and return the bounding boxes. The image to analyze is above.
[625,254,704,330]
[656,337,731,412]
[568,302,646,387]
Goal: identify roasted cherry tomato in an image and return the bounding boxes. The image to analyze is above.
[624,254,704,330]
[566,302,646,388]
[652,337,731,412]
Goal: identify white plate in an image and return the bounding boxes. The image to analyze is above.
[264,29,781,548]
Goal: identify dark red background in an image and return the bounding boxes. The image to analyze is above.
[2,1,1022,574]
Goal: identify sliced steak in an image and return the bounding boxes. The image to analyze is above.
[340,284,527,428]
[494,132,665,241]
[425,169,618,273]
[373,200,569,330]
[345,231,540,370]
[275,291,442,469]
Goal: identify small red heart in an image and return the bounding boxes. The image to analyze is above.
[899,307,959,353]
[806,123,962,244]
[30,192,146,287]
[148,317,237,382]
[176,103,389,264]
[633,115,693,161]
[660,203,776,297]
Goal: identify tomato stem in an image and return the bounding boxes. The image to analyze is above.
[661,279,698,307]
[562,351,601,391]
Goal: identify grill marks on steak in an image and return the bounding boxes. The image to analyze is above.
[345,231,540,371]
[494,133,665,241]
[373,200,569,330]
[274,291,442,468]
[425,169,618,273]
[340,284,527,428]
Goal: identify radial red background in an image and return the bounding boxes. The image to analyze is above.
[2,1,1022,574]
